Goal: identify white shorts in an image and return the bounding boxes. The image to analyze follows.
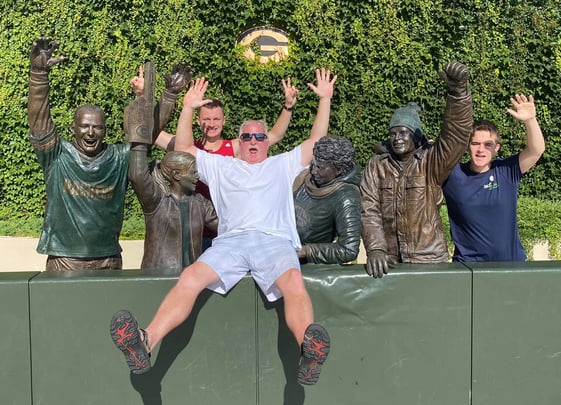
[197,231,301,302]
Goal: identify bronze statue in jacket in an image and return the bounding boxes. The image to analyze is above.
[294,135,361,265]
[360,62,473,278]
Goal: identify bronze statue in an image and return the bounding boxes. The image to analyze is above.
[126,64,218,272]
[129,149,218,272]
[360,62,473,278]
[293,135,361,264]
[27,37,185,270]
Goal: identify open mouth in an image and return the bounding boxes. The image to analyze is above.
[83,138,98,147]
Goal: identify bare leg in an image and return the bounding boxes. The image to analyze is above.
[274,268,330,385]
[274,268,314,345]
[145,261,220,349]
[110,261,220,374]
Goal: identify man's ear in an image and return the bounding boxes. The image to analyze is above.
[494,143,501,154]
[171,169,181,181]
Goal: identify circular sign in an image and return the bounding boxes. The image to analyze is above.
[239,27,289,64]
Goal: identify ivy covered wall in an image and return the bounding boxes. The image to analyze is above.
[1,0,560,221]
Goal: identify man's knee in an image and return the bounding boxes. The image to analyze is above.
[177,261,219,291]
[276,268,307,295]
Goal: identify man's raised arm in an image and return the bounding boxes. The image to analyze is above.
[300,68,337,166]
[508,94,546,174]
[266,77,299,145]
[174,77,212,156]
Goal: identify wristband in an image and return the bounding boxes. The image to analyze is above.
[283,104,295,112]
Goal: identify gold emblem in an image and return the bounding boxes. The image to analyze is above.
[239,27,289,64]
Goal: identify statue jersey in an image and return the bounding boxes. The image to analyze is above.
[443,154,526,261]
[31,131,129,258]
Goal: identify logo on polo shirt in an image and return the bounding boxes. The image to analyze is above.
[484,175,498,190]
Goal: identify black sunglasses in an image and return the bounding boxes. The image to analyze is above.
[240,132,268,142]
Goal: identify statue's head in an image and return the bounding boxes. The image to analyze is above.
[311,135,355,187]
[160,151,198,194]
[71,105,106,157]
[388,102,424,161]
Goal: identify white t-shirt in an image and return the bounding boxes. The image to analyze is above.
[197,146,305,249]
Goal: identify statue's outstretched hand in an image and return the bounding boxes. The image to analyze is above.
[438,62,469,97]
[165,63,192,95]
[30,37,65,73]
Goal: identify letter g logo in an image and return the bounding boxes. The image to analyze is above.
[239,27,289,64]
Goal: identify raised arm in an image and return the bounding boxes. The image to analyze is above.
[267,77,299,145]
[300,68,337,166]
[174,77,213,156]
[507,94,545,174]
[153,63,191,149]
[430,62,473,185]
[28,37,65,136]
[130,63,191,151]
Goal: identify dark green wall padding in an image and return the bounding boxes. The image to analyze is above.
[0,272,35,405]
[3,262,561,404]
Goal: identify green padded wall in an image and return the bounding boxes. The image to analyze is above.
[257,263,472,405]
[470,261,561,405]
[0,272,37,405]
[15,261,561,404]
[29,269,257,405]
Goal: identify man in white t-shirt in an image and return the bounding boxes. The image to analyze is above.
[111,68,337,386]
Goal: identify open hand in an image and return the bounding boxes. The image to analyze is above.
[182,77,213,110]
[282,77,298,108]
[307,68,337,100]
[507,94,536,123]
[30,37,65,73]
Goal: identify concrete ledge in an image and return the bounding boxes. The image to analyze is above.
[0,236,143,271]
[1,237,551,272]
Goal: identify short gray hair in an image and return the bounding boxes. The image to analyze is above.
[238,119,268,136]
